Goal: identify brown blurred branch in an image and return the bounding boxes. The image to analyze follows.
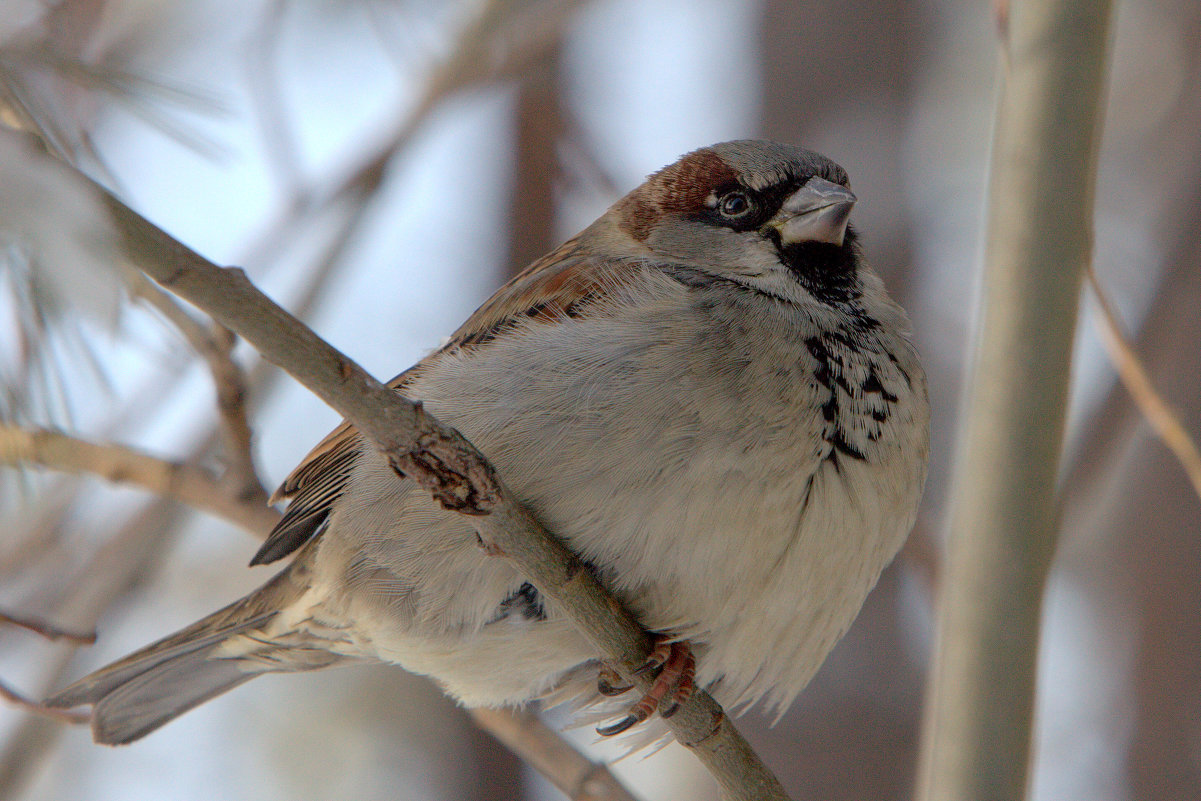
[0,424,281,535]
[471,708,641,801]
[0,678,89,724]
[245,0,304,198]
[245,0,586,267]
[916,1,1114,800]
[0,499,188,798]
[0,609,96,644]
[506,41,564,276]
[95,159,791,801]
[129,275,267,503]
[1086,267,1201,502]
[1060,124,1201,798]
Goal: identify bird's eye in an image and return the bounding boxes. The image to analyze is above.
[718,191,753,219]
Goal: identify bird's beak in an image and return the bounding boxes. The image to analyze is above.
[771,177,856,247]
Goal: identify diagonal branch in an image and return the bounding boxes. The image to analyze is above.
[0,424,281,535]
[0,498,190,798]
[0,678,89,725]
[243,0,587,268]
[91,174,790,801]
[128,274,267,503]
[0,609,96,644]
[1085,267,1201,502]
[470,708,641,801]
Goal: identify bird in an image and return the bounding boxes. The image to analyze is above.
[47,139,930,746]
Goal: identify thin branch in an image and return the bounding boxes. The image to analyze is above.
[243,0,587,268]
[0,498,188,798]
[470,708,641,801]
[129,275,267,503]
[0,646,83,798]
[0,677,90,725]
[0,609,96,644]
[244,0,304,199]
[127,270,211,345]
[1086,267,1201,502]
[506,40,564,275]
[240,203,369,411]
[0,424,281,536]
[203,323,266,502]
[92,164,790,801]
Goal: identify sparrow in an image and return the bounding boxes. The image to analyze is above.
[48,140,929,745]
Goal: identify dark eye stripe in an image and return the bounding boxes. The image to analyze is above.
[707,176,813,232]
[709,187,768,231]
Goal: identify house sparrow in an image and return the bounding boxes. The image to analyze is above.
[48,140,929,745]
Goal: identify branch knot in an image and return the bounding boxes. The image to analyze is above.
[391,409,504,514]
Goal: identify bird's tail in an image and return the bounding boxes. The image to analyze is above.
[45,560,336,745]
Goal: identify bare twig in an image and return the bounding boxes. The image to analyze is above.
[93,166,790,801]
[0,609,96,644]
[127,271,210,344]
[0,647,82,798]
[200,321,265,502]
[0,498,187,797]
[0,424,281,535]
[916,1,1114,800]
[0,677,90,724]
[129,275,267,503]
[239,204,368,409]
[244,0,304,198]
[471,708,641,801]
[243,0,587,268]
[1086,268,1201,502]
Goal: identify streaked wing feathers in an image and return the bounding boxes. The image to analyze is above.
[255,237,645,565]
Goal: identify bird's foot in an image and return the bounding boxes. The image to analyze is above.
[595,639,695,736]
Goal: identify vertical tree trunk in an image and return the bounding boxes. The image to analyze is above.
[505,42,563,277]
[917,2,1114,799]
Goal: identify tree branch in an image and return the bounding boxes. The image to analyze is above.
[129,274,267,503]
[470,708,641,801]
[916,1,1114,799]
[0,678,89,725]
[0,609,96,644]
[243,0,587,269]
[90,181,789,801]
[1085,267,1201,502]
[0,609,95,728]
[0,498,189,798]
[0,424,281,535]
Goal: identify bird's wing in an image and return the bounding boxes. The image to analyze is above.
[252,236,647,565]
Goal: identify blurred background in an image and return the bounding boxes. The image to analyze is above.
[1,1,1198,799]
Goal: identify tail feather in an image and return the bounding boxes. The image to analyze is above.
[46,562,315,744]
[90,649,261,744]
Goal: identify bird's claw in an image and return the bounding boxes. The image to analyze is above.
[596,664,633,696]
[595,714,640,736]
[596,639,695,736]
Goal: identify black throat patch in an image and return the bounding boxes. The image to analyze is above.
[777,234,860,305]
